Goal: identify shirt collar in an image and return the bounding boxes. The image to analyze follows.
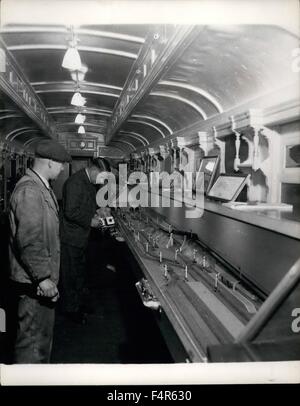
[30,168,50,189]
[39,173,50,189]
[85,168,91,183]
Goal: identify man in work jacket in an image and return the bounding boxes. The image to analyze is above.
[9,139,71,363]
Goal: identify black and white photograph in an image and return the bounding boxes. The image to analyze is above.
[0,0,299,388]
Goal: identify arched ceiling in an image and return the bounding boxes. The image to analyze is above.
[0,89,50,152]
[0,24,150,155]
[0,16,299,157]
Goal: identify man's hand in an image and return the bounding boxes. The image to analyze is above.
[96,207,111,217]
[91,217,100,228]
[37,279,58,299]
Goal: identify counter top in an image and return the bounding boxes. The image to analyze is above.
[140,186,300,240]
[203,199,300,240]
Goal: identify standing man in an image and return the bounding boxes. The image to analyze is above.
[9,139,71,363]
[60,158,110,324]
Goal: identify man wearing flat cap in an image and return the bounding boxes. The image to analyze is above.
[9,138,71,363]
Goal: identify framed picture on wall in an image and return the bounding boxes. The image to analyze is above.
[195,155,219,194]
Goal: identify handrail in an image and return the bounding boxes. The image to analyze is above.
[236,257,300,343]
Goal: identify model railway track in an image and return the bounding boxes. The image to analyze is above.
[118,210,259,316]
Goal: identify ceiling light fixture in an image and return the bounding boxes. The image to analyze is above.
[62,46,81,71]
[78,125,85,134]
[71,91,86,106]
[62,26,82,71]
[75,113,86,124]
[70,64,88,82]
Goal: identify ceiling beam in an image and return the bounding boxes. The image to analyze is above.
[47,106,112,116]
[5,127,40,141]
[56,122,106,129]
[127,119,166,138]
[0,37,56,137]
[158,80,223,113]
[131,114,173,134]
[119,130,149,145]
[149,91,207,118]
[58,131,104,138]
[106,25,200,144]
[0,113,23,120]
[1,27,145,44]
[8,44,137,60]
[110,140,135,152]
[23,136,43,147]
[32,81,122,93]
[35,88,119,98]
[118,132,147,146]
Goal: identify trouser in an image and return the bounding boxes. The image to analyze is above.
[13,291,55,364]
[88,228,115,270]
[60,243,86,313]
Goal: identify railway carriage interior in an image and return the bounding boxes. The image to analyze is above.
[0,0,300,364]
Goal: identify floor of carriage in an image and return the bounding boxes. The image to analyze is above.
[50,232,173,364]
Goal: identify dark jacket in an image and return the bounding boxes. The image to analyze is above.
[9,169,60,285]
[60,169,97,248]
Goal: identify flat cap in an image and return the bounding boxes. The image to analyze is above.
[35,139,71,162]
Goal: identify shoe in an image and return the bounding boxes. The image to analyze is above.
[65,311,87,325]
[106,264,116,272]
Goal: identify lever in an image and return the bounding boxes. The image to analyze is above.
[214,272,220,292]
[202,255,207,269]
[193,249,197,263]
[184,265,188,281]
[163,264,168,280]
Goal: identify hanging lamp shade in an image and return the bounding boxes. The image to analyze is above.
[75,113,86,124]
[62,46,82,71]
[71,92,86,107]
[78,125,85,134]
[70,64,88,82]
